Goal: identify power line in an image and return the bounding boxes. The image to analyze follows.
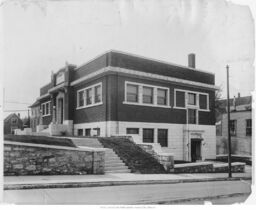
[4,101,31,105]
[4,109,29,112]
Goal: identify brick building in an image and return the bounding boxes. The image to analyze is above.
[31,50,217,161]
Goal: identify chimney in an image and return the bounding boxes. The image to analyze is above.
[188,53,196,68]
[238,92,241,98]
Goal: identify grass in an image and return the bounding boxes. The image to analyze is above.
[4,134,77,148]
[98,137,167,174]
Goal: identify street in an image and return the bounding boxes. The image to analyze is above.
[4,180,251,205]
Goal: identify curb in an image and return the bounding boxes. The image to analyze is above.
[4,176,252,190]
[138,192,251,204]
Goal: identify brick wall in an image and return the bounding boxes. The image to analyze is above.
[4,141,105,176]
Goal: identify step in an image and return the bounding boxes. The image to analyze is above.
[105,169,131,173]
[105,166,129,171]
[105,162,126,167]
[105,161,124,165]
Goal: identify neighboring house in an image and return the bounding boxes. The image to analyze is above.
[4,113,23,134]
[216,94,252,156]
[29,100,41,132]
[32,50,217,161]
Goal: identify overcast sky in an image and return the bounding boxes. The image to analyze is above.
[1,0,255,118]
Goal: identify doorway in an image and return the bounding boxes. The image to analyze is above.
[191,139,202,162]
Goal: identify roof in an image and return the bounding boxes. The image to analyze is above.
[218,96,252,107]
[29,100,40,108]
[74,50,215,85]
[4,113,22,123]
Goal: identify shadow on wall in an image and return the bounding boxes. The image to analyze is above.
[216,136,251,156]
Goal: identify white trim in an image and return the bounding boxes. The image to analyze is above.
[124,81,171,108]
[71,68,107,86]
[123,101,171,109]
[70,66,219,90]
[76,82,103,109]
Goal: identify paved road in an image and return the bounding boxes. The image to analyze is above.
[4,180,251,205]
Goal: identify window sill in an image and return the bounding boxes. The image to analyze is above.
[173,106,186,110]
[123,101,171,109]
[198,109,210,112]
[76,102,103,110]
[42,114,51,117]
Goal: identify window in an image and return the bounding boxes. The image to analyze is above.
[188,109,197,124]
[246,119,252,136]
[143,87,153,104]
[175,91,185,108]
[41,101,51,116]
[230,120,236,136]
[77,83,102,109]
[126,128,139,134]
[78,129,83,136]
[94,85,102,103]
[199,94,208,110]
[11,118,17,125]
[85,128,91,137]
[86,88,92,105]
[127,84,139,102]
[157,88,167,105]
[188,93,196,105]
[143,129,154,143]
[78,91,85,107]
[93,128,100,136]
[158,129,168,147]
[125,82,169,107]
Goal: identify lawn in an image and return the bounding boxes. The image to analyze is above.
[98,137,167,174]
[4,134,77,148]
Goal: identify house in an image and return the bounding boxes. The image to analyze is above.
[4,113,23,134]
[216,94,252,156]
[31,50,217,161]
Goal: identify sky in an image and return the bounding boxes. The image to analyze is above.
[1,0,255,118]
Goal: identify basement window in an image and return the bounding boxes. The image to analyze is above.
[143,129,154,143]
[78,129,83,136]
[126,128,139,134]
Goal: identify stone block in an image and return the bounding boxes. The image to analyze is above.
[25,165,36,171]
[4,146,12,151]
[13,164,24,169]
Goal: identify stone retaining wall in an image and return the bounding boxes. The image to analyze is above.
[213,162,245,173]
[138,144,174,172]
[174,162,245,173]
[174,162,214,173]
[4,141,105,176]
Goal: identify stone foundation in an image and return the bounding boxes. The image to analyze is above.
[4,141,105,176]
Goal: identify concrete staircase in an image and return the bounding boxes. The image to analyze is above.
[70,137,131,173]
[104,149,131,173]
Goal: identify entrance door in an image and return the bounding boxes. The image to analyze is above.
[191,139,202,162]
[57,98,64,124]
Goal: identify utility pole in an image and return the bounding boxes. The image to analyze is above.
[226,65,232,178]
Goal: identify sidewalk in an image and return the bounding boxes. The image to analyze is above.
[4,166,252,190]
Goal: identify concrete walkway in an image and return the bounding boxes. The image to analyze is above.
[4,165,252,190]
